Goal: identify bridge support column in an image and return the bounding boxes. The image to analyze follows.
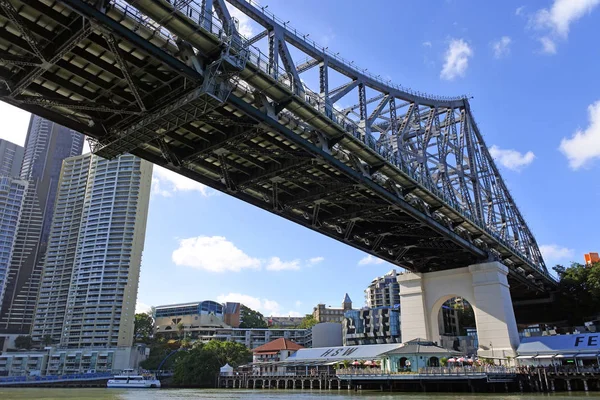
[398,261,520,358]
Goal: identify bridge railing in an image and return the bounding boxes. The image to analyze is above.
[238,0,467,102]
[108,0,553,280]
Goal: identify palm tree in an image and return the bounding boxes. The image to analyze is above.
[176,322,185,339]
[181,337,192,349]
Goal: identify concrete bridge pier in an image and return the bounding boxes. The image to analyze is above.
[398,261,520,358]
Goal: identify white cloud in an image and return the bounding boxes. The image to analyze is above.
[0,102,31,146]
[489,145,535,171]
[172,236,318,273]
[286,311,303,317]
[308,256,324,265]
[422,41,432,48]
[295,300,302,308]
[172,236,261,272]
[539,36,557,54]
[266,257,301,271]
[440,39,473,81]
[135,301,151,314]
[559,100,600,169]
[358,255,385,266]
[491,36,512,59]
[516,6,525,16]
[533,0,600,37]
[531,0,599,53]
[228,7,254,38]
[217,293,281,315]
[540,244,575,264]
[152,166,210,197]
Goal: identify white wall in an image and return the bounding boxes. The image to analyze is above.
[398,261,520,358]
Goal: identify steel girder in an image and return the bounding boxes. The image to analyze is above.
[0,0,555,296]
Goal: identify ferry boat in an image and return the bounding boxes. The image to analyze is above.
[107,369,161,388]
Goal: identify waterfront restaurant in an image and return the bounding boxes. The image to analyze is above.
[255,343,400,376]
[380,338,462,372]
[247,339,467,376]
[516,332,600,367]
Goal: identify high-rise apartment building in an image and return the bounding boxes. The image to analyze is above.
[0,140,26,311]
[0,178,28,311]
[0,116,83,334]
[32,153,152,348]
[365,269,400,308]
[0,139,24,177]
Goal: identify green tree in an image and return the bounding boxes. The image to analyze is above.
[172,346,221,387]
[238,305,267,328]
[140,341,182,370]
[181,337,192,349]
[14,335,33,350]
[553,262,600,324]
[134,313,154,343]
[298,314,318,329]
[171,340,252,387]
[41,334,54,347]
[203,340,252,367]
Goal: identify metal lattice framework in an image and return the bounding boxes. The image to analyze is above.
[0,0,555,298]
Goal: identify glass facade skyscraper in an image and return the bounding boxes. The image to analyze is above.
[0,116,83,334]
[32,153,152,348]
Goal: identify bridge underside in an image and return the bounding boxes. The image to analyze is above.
[0,0,554,300]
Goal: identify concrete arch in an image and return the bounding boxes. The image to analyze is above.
[398,261,520,358]
[429,292,477,344]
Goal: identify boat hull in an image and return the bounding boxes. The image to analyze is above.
[107,379,161,388]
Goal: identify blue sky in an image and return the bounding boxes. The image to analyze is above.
[1,0,599,318]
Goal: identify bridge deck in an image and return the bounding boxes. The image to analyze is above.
[0,0,555,297]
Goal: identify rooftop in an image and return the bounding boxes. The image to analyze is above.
[382,339,461,356]
[252,338,304,354]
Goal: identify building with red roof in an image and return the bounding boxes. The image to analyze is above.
[252,338,304,375]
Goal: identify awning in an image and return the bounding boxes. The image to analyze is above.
[256,351,278,355]
[516,355,534,359]
[576,353,599,358]
[534,355,556,359]
[554,354,576,358]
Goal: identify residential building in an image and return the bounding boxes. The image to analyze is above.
[343,306,401,346]
[0,177,27,313]
[252,338,304,375]
[585,253,599,265]
[31,153,152,348]
[0,116,83,335]
[0,139,24,177]
[313,294,353,323]
[153,300,343,349]
[365,269,400,308]
[265,316,304,328]
[0,345,148,376]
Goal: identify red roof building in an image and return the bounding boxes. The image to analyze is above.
[252,338,304,375]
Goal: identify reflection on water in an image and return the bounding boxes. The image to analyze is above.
[1,388,600,399]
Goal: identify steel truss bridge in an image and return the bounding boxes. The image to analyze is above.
[0,0,556,299]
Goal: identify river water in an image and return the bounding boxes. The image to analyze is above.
[1,389,600,399]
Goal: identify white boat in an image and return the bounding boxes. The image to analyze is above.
[107,369,161,388]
